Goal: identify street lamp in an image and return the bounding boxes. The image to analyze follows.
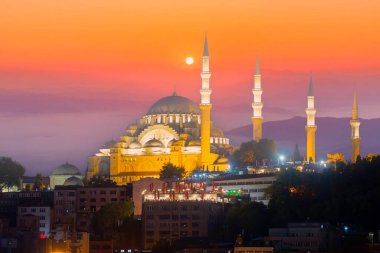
[278,155,285,166]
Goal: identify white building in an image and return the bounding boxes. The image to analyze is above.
[209,173,277,205]
[18,206,52,236]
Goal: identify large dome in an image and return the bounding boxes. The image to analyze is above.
[52,163,81,176]
[147,94,200,115]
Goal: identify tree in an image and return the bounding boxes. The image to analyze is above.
[159,163,185,179]
[91,201,134,236]
[33,173,45,190]
[0,157,25,191]
[225,202,270,239]
[24,184,32,192]
[87,176,117,186]
[326,153,346,169]
[231,139,277,168]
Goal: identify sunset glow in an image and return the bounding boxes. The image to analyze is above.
[1,0,380,173]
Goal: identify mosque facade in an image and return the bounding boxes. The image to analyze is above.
[86,37,230,184]
[86,37,363,184]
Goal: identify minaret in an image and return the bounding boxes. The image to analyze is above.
[252,57,263,141]
[305,75,317,163]
[350,93,360,163]
[200,35,212,170]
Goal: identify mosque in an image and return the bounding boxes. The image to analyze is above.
[85,36,362,185]
[86,37,230,184]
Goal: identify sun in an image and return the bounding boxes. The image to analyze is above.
[185,57,194,65]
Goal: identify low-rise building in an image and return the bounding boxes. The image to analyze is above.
[142,192,227,249]
[0,191,53,227]
[209,174,277,205]
[17,206,52,236]
[53,185,128,232]
[267,222,338,252]
[132,177,165,217]
[53,186,78,230]
[76,186,128,231]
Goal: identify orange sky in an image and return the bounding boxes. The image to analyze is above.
[1,0,380,173]
[1,0,380,71]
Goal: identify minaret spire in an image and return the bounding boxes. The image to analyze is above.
[350,93,360,163]
[200,34,212,170]
[252,56,263,141]
[203,34,209,57]
[308,75,314,96]
[305,74,317,163]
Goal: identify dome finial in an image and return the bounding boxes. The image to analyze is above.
[172,84,177,96]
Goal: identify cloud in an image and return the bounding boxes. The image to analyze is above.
[0,89,144,116]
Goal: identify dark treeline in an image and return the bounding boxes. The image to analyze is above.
[223,155,380,239]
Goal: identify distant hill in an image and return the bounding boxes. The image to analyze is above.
[226,116,380,161]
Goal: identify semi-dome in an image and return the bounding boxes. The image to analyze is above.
[144,139,164,148]
[63,176,84,187]
[147,94,200,115]
[129,141,142,149]
[52,163,81,176]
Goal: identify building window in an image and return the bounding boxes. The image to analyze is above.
[192,231,199,236]
[158,231,170,236]
[90,198,96,202]
[180,215,188,220]
[191,222,199,228]
[39,208,46,212]
[31,208,36,213]
[21,208,27,213]
[40,216,46,220]
[110,191,117,195]
[100,191,106,195]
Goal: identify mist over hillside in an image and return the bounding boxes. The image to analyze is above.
[226,117,380,161]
